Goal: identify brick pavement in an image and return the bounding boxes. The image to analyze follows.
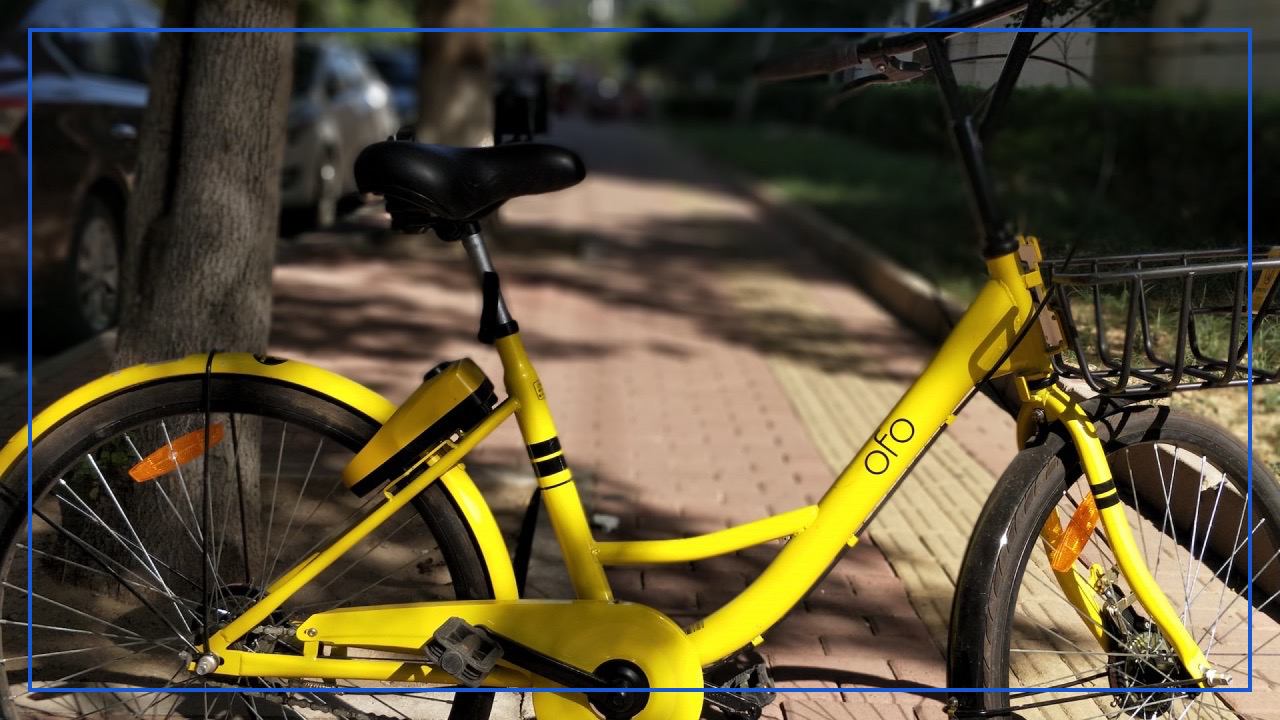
[5,117,1274,719]
[4,121,954,718]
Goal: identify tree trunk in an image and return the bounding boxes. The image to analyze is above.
[416,0,493,147]
[57,1,296,602]
[116,2,295,368]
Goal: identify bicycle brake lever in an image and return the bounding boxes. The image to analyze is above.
[828,55,926,107]
[826,74,892,107]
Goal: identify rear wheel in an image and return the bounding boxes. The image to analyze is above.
[0,375,503,719]
[950,405,1280,720]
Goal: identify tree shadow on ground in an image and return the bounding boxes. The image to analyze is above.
[274,211,928,386]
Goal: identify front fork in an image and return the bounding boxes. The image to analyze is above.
[1019,381,1217,687]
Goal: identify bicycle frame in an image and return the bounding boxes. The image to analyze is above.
[195,236,1212,689]
[115,0,1214,691]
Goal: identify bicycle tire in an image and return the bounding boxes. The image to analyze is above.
[0,374,498,720]
[949,403,1280,718]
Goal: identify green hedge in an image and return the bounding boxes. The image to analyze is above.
[665,83,1276,248]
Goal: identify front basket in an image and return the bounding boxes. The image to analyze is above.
[1043,248,1280,397]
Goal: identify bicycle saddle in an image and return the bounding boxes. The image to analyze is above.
[355,140,586,229]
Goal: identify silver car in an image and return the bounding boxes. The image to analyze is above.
[282,41,398,230]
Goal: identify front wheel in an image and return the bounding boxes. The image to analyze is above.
[950,404,1280,720]
[0,374,504,719]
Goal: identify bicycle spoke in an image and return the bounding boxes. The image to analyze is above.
[267,490,388,591]
[310,515,418,598]
[84,455,197,634]
[1193,533,1280,646]
[319,548,448,612]
[79,668,184,720]
[12,637,183,697]
[8,637,155,663]
[266,438,324,585]
[7,582,143,640]
[51,481,185,595]
[159,422,205,545]
[1126,452,1151,566]
[6,398,474,718]
[1018,562,1179,684]
[1179,454,1217,629]
[1199,511,1250,662]
[84,455,182,607]
[124,434,206,557]
[36,494,199,633]
[258,422,287,585]
[1,618,157,645]
[1186,500,1248,622]
[20,542,199,610]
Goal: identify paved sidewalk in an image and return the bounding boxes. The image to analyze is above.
[7,118,1273,719]
[2,120,968,718]
[263,120,961,718]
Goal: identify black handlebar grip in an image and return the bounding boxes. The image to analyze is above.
[754,42,860,82]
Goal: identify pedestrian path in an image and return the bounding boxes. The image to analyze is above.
[6,117,1274,720]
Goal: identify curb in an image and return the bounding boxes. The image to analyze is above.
[743,179,966,345]
[0,330,116,433]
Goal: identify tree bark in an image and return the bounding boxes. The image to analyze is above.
[116,1,295,368]
[59,1,296,598]
[416,0,493,147]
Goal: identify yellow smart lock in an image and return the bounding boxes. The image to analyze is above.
[342,358,498,495]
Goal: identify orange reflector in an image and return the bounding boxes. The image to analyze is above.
[1042,508,1064,547]
[128,423,225,483]
[1048,493,1100,573]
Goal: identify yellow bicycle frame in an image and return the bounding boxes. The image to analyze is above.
[8,238,1212,698]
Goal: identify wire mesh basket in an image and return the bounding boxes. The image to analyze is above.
[1043,248,1280,397]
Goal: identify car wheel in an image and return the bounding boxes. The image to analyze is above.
[43,195,120,348]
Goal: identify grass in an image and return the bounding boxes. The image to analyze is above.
[1061,288,1280,473]
[675,122,1209,301]
[675,121,1278,472]
[676,122,989,299]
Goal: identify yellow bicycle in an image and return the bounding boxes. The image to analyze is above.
[3,2,1278,719]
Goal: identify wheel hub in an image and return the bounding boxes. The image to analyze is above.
[187,583,286,655]
[1106,618,1185,718]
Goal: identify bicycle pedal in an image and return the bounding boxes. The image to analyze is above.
[424,617,504,687]
[705,654,776,720]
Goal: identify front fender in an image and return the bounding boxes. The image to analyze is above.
[0,352,519,600]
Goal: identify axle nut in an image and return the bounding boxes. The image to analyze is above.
[194,653,220,676]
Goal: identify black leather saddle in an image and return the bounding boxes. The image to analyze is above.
[354,140,586,232]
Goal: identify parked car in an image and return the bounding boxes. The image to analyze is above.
[0,0,157,348]
[365,46,417,127]
[282,41,398,230]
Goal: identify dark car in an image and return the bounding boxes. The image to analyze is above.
[0,0,158,348]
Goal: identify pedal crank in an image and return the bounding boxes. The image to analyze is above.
[426,616,650,720]
[298,599,704,719]
[424,617,504,687]
[704,651,777,720]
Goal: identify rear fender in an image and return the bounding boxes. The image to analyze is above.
[0,352,519,600]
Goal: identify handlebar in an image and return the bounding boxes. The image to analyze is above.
[754,43,863,83]
[754,0,1031,81]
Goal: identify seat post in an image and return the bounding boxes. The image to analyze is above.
[460,227,518,342]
